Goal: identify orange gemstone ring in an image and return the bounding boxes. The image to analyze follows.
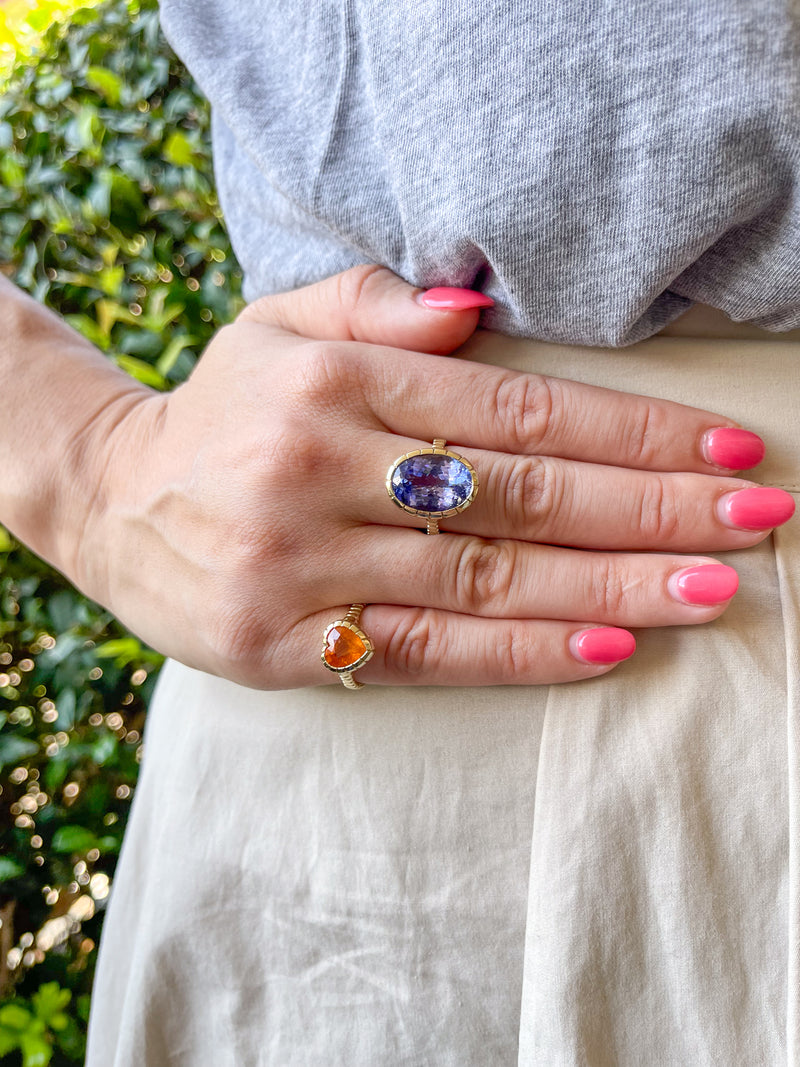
[321,604,374,689]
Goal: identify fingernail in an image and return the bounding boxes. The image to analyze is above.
[570,627,636,665]
[702,427,765,469]
[668,564,738,605]
[417,287,495,310]
[719,486,796,530]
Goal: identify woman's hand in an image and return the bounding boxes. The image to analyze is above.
[72,267,794,688]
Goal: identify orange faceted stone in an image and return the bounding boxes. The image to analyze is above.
[323,625,367,669]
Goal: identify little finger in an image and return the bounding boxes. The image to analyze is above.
[345,529,740,628]
[294,606,638,687]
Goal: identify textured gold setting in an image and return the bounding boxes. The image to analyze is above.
[386,438,479,535]
[321,604,374,689]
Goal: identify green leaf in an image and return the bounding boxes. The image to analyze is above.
[156,332,195,376]
[19,1030,52,1067]
[51,1014,83,1057]
[163,129,196,167]
[31,984,71,1029]
[46,590,79,633]
[65,103,101,151]
[86,64,122,106]
[51,825,97,854]
[55,687,76,729]
[0,856,25,882]
[75,995,92,1024]
[96,297,140,333]
[90,733,117,766]
[99,241,119,267]
[94,636,142,663]
[113,354,168,389]
[140,302,184,333]
[58,265,126,297]
[0,1028,19,1056]
[0,734,39,768]
[27,7,57,33]
[0,524,16,552]
[98,264,125,296]
[44,755,70,794]
[0,1004,33,1032]
[108,169,145,226]
[63,312,108,348]
[39,633,83,666]
[0,155,25,186]
[97,834,122,853]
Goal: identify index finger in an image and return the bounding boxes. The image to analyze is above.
[353,344,764,475]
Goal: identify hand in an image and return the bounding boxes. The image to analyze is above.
[72,266,794,688]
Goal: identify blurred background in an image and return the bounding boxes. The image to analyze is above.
[0,1,242,1061]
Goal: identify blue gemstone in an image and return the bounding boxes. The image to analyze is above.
[391,453,474,514]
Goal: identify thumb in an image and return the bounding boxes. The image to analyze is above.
[238,265,493,355]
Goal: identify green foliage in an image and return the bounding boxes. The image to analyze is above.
[0,1,103,82]
[0,0,243,1060]
[0,982,81,1067]
[0,0,242,387]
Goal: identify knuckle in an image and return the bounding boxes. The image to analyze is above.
[492,372,558,452]
[386,608,442,676]
[453,538,517,614]
[289,339,363,411]
[495,625,536,679]
[588,557,629,618]
[501,456,559,529]
[635,476,681,544]
[258,425,327,487]
[235,298,269,325]
[230,510,297,569]
[206,597,269,677]
[620,401,668,467]
[336,264,392,320]
[471,624,539,684]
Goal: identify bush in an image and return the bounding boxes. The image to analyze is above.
[0,1,103,83]
[0,1,242,1061]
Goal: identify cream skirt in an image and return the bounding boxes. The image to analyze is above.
[87,309,800,1066]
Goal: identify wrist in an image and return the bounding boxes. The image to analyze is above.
[0,278,153,584]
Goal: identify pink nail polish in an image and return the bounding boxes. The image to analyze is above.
[668,564,739,605]
[570,627,636,665]
[417,287,495,310]
[720,487,796,530]
[703,427,765,469]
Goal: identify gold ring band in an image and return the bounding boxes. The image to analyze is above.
[321,604,374,689]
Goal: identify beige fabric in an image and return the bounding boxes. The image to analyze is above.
[87,316,799,1066]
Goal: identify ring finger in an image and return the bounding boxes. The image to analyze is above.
[367,436,793,551]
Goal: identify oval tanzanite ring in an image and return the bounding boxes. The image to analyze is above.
[321,604,374,689]
[386,438,479,535]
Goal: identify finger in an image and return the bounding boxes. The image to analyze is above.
[343,434,791,552]
[401,453,787,551]
[239,264,488,356]
[235,271,762,475]
[326,529,739,627]
[285,607,636,687]
[344,346,764,475]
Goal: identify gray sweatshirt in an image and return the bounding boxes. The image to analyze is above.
[159,0,800,346]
